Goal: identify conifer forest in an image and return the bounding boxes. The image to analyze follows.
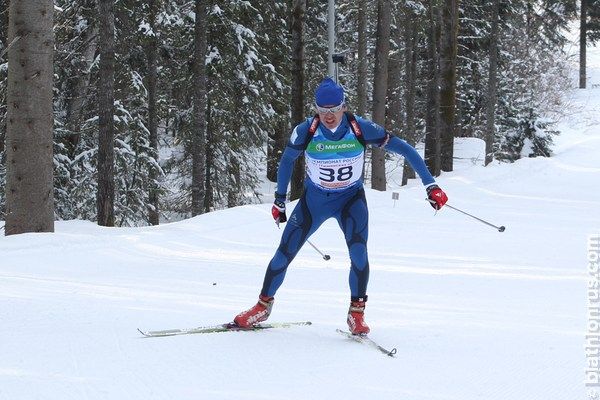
[1,0,599,230]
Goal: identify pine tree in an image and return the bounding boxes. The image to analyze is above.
[455,0,487,140]
[191,0,207,216]
[52,1,98,220]
[456,0,573,163]
[581,0,600,88]
[590,0,600,42]
[162,1,283,213]
[0,0,586,227]
[265,2,291,183]
[495,0,573,161]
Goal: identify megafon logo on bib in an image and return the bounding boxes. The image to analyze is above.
[316,143,325,151]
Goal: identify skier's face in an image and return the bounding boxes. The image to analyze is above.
[317,103,347,130]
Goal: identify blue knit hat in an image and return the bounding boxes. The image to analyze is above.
[315,77,345,107]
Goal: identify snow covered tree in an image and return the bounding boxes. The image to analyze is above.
[0,0,585,226]
[51,0,166,226]
[455,0,574,163]
[266,2,291,183]
[204,1,282,208]
[191,0,207,216]
[581,0,600,88]
[161,1,283,213]
[494,0,573,161]
[52,1,98,220]
[590,0,600,42]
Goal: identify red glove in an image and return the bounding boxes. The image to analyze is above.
[426,184,448,210]
[271,199,287,226]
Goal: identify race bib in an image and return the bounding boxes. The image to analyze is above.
[305,127,365,191]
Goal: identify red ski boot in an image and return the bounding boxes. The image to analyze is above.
[347,298,370,335]
[234,295,274,328]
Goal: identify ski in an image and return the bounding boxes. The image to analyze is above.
[336,329,397,357]
[138,321,312,338]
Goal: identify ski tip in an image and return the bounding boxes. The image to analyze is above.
[224,322,239,329]
[137,328,149,337]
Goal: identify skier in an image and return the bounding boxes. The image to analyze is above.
[234,77,448,334]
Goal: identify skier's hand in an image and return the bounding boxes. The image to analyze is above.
[272,199,287,226]
[426,184,448,210]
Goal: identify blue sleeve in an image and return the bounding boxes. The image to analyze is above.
[354,116,436,186]
[355,116,390,146]
[384,136,436,186]
[276,146,302,197]
[275,119,312,198]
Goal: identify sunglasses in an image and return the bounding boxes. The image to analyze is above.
[315,103,345,114]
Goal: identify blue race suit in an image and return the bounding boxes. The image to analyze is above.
[260,113,436,300]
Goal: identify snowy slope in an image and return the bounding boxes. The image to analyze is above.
[1,52,600,400]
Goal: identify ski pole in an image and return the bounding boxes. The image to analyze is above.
[445,204,506,232]
[281,220,331,261]
[306,239,331,261]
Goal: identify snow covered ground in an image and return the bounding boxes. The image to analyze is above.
[2,49,600,400]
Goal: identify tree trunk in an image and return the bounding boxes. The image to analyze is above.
[357,0,368,116]
[290,0,306,201]
[424,0,441,176]
[580,0,588,89]
[484,0,500,166]
[97,0,116,227]
[5,0,55,235]
[0,0,7,50]
[191,0,207,216]
[0,0,7,156]
[204,103,213,213]
[402,8,418,186]
[371,0,391,192]
[203,99,218,212]
[147,0,160,225]
[439,0,458,172]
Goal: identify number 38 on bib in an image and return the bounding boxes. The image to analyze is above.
[305,130,365,191]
